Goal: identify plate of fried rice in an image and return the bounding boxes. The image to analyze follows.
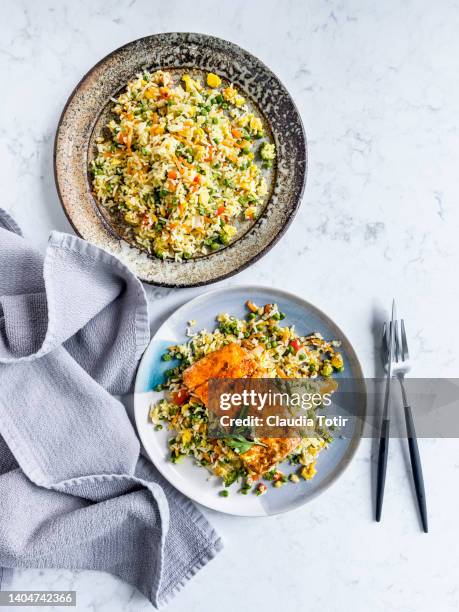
[134,286,366,516]
[55,33,306,286]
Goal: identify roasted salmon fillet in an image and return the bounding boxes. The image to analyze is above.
[183,343,302,480]
[183,342,257,406]
[240,437,302,480]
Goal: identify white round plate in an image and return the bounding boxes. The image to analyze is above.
[134,286,365,516]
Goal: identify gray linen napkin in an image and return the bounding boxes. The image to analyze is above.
[0,208,222,607]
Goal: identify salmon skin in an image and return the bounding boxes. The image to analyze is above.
[183,343,257,406]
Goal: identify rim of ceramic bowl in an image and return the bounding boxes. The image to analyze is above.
[54,33,307,287]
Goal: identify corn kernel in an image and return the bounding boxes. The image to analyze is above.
[207,73,222,88]
[181,429,192,445]
[300,461,317,480]
[331,354,343,369]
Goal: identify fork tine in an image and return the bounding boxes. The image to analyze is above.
[401,319,409,360]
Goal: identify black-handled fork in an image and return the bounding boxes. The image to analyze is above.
[378,305,428,532]
[376,300,395,523]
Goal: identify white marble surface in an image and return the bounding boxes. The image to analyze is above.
[2,0,459,610]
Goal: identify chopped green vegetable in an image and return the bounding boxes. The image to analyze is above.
[224,435,255,454]
[260,142,276,161]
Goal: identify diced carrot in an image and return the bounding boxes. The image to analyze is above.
[172,155,186,174]
[217,205,226,215]
[149,125,164,136]
[167,169,177,180]
[231,128,242,139]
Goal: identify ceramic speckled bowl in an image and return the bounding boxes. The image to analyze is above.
[54,33,307,286]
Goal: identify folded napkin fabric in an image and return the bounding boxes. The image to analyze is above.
[0,208,222,607]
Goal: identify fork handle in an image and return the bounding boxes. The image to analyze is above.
[375,417,390,522]
[404,405,428,533]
